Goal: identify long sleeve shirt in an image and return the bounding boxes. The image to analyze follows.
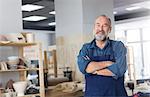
[77,39,127,79]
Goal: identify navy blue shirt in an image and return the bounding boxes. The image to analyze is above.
[77,39,127,79]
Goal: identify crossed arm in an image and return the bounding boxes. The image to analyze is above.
[77,41,127,78]
[86,61,114,76]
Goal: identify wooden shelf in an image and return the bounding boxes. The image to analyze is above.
[0,42,45,97]
[0,42,36,46]
[0,68,39,72]
[20,93,40,97]
[1,93,40,97]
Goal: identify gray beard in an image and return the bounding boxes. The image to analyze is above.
[95,34,107,41]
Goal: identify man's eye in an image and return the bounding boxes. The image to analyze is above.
[103,24,109,27]
[96,25,100,27]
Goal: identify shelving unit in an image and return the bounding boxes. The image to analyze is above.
[0,68,39,72]
[0,42,36,46]
[44,50,57,78]
[0,42,45,97]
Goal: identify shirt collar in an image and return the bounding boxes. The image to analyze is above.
[89,38,111,49]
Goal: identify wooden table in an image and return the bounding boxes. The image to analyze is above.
[46,90,83,97]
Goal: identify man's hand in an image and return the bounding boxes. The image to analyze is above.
[93,69,113,76]
[86,61,114,73]
[104,61,114,67]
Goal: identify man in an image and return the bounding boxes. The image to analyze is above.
[77,15,128,97]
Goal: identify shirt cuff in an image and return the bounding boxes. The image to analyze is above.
[83,61,91,74]
[107,64,118,79]
[78,59,91,74]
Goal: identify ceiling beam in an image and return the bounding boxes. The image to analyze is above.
[115,10,150,21]
[22,0,42,5]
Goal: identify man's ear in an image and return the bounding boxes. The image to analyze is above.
[92,28,96,36]
[109,26,112,33]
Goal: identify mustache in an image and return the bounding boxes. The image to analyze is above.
[95,32,105,36]
[95,30,104,34]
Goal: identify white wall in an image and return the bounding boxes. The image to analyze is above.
[82,0,115,41]
[0,0,22,33]
[22,29,56,51]
[55,0,83,45]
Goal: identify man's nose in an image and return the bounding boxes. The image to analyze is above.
[98,26,103,31]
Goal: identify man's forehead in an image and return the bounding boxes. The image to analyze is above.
[95,16,110,24]
[96,16,108,22]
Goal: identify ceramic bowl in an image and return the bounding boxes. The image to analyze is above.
[7,56,19,61]
[7,60,19,65]
[7,56,19,65]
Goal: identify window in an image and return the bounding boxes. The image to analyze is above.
[115,30,126,44]
[142,28,150,41]
[115,18,150,80]
[127,43,143,79]
[126,29,140,42]
[143,42,150,78]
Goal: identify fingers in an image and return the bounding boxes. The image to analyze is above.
[93,71,97,74]
[105,61,114,66]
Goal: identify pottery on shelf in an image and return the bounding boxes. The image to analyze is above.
[13,81,28,96]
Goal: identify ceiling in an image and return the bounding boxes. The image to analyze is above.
[22,0,150,31]
[22,0,55,31]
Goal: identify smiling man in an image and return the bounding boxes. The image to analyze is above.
[77,15,128,97]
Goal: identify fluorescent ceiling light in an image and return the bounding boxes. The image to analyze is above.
[132,1,150,9]
[144,6,150,9]
[23,16,47,21]
[126,6,141,11]
[22,4,44,12]
[48,22,56,26]
[49,11,56,14]
[113,11,117,14]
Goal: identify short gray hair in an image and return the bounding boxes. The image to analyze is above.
[96,15,111,25]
